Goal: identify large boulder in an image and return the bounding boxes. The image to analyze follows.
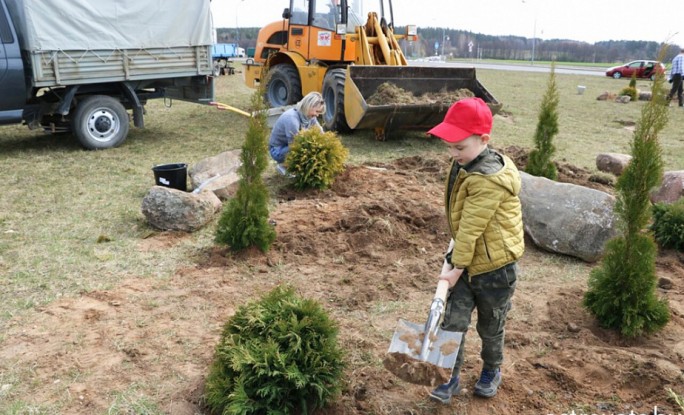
[596,152,632,176]
[141,186,222,232]
[520,172,618,262]
[188,150,242,200]
[650,171,684,204]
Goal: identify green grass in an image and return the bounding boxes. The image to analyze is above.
[0,68,682,333]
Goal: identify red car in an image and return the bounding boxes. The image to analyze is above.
[605,60,666,81]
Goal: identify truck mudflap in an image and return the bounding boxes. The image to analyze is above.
[343,65,501,139]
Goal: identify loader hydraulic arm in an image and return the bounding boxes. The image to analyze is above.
[350,12,408,66]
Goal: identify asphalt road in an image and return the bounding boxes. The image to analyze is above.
[409,59,606,77]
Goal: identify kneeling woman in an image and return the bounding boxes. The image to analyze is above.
[268,92,325,175]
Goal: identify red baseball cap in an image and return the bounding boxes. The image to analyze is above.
[427,97,492,143]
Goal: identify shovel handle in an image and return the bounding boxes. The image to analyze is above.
[209,101,252,118]
[434,279,450,303]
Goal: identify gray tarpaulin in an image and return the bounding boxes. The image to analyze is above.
[5,0,213,51]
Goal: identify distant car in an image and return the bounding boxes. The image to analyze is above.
[605,60,665,81]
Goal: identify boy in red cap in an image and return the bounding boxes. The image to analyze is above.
[427,97,524,404]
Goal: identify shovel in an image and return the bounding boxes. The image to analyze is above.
[209,101,294,127]
[384,257,463,386]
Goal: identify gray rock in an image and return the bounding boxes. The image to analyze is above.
[658,277,673,290]
[188,150,242,199]
[650,170,684,204]
[596,92,615,101]
[141,186,222,232]
[596,153,632,176]
[638,91,652,101]
[567,322,581,333]
[520,172,618,262]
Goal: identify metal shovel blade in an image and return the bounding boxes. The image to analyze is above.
[388,318,462,370]
[384,318,462,386]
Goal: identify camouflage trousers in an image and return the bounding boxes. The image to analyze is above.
[441,262,518,375]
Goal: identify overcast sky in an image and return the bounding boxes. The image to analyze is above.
[210,0,683,46]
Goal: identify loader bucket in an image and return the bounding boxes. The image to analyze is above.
[343,65,501,137]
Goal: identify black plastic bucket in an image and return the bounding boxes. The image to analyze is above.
[152,163,188,191]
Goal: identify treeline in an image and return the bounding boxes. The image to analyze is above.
[217,26,681,64]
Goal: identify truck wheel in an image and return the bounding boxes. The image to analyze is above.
[265,64,302,107]
[322,68,351,132]
[71,95,130,150]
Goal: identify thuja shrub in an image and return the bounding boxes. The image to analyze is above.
[204,285,345,415]
[584,46,670,337]
[583,235,669,336]
[525,61,559,180]
[651,197,684,251]
[215,91,276,252]
[285,128,348,190]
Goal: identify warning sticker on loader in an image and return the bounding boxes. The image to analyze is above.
[318,31,332,47]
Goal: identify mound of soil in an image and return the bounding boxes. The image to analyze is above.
[366,82,475,105]
[1,153,682,414]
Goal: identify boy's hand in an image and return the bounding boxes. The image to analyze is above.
[439,266,464,288]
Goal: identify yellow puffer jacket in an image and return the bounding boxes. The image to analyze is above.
[445,150,524,276]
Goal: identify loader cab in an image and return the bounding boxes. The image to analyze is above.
[283,0,355,62]
[285,0,347,32]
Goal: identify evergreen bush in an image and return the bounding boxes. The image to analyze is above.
[584,47,671,337]
[525,61,559,180]
[619,86,638,101]
[629,71,637,89]
[285,128,348,190]
[651,197,684,251]
[215,92,276,252]
[204,285,345,415]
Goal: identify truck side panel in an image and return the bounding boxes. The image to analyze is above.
[29,46,213,87]
[6,0,213,88]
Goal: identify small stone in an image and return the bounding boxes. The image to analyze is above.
[567,322,581,333]
[658,277,673,290]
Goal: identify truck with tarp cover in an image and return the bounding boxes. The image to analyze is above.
[0,0,215,149]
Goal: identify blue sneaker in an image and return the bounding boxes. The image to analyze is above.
[429,376,460,404]
[275,164,295,178]
[474,368,501,398]
[275,163,288,175]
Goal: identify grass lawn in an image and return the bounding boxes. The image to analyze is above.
[0,67,682,413]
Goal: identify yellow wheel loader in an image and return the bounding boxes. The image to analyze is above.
[243,0,500,139]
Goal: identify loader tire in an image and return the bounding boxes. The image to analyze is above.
[265,64,302,107]
[322,68,351,133]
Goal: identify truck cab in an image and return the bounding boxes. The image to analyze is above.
[0,0,26,125]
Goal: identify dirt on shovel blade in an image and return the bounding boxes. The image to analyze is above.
[382,352,451,386]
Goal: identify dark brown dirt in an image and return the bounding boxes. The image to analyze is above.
[383,352,451,387]
[1,151,683,414]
